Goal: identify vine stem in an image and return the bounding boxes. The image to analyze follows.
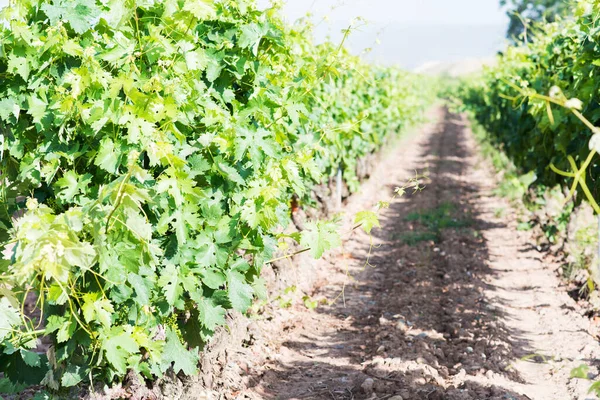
[506,82,600,214]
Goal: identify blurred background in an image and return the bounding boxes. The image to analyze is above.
[257,0,509,74]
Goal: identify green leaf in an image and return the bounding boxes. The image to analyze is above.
[589,381,600,395]
[81,292,114,328]
[182,0,216,20]
[158,263,183,308]
[201,269,225,290]
[571,364,590,379]
[19,350,41,368]
[354,210,380,234]
[102,328,139,375]
[0,297,20,342]
[61,365,85,387]
[197,297,225,331]
[226,271,254,312]
[94,138,120,174]
[57,319,75,343]
[41,0,101,34]
[55,171,91,202]
[161,328,198,376]
[216,162,245,185]
[7,55,29,81]
[300,221,342,259]
[27,96,47,125]
[239,23,268,56]
[127,273,152,305]
[125,209,152,242]
[0,98,20,122]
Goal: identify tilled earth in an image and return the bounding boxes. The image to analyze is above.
[218,108,600,400]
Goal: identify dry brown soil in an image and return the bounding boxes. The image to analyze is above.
[217,107,600,400]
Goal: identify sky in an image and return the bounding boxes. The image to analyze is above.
[259,0,510,69]
[0,0,510,70]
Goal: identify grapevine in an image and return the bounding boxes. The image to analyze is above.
[0,0,430,393]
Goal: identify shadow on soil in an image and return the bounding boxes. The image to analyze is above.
[249,110,541,400]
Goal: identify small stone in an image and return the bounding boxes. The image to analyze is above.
[443,274,451,280]
[433,247,440,252]
[413,377,426,385]
[361,378,375,394]
[389,396,404,400]
[465,346,474,353]
[376,345,386,353]
[396,320,409,333]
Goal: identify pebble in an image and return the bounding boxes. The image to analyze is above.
[466,346,474,353]
[376,345,386,353]
[389,396,404,400]
[361,378,375,394]
[396,320,409,333]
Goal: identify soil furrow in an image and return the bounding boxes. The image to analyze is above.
[237,107,600,400]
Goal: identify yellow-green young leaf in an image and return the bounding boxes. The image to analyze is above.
[94,138,120,174]
[300,221,342,259]
[102,328,139,375]
[81,292,114,328]
[354,211,380,234]
[571,364,590,379]
[183,0,216,20]
[0,298,20,341]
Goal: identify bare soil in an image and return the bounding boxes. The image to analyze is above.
[216,107,600,400]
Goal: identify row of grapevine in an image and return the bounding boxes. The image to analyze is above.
[0,0,430,395]
[458,0,600,211]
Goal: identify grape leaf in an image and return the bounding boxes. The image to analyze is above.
[226,271,254,312]
[41,0,100,34]
[0,297,20,341]
[354,211,380,234]
[19,350,40,368]
[102,328,139,375]
[94,138,120,174]
[300,221,342,259]
[61,365,85,387]
[158,263,183,308]
[160,328,199,375]
[197,297,226,331]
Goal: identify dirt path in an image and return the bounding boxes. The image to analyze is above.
[240,107,600,400]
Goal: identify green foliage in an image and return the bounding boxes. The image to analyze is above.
[501,0,571,42]
[0,0,429,393]
[459,0,600,212]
